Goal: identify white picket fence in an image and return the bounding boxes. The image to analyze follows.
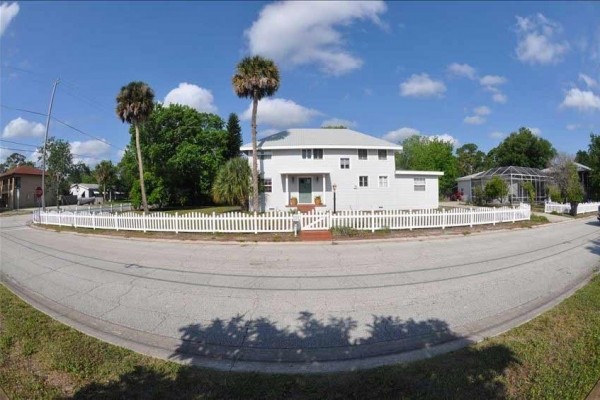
[544,201,600,215]
[46,203,133,214]
[32,204,531,234]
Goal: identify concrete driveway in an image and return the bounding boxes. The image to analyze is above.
[1,214,598,373]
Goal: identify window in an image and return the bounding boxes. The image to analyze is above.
[378,176,388,188]
[313,149,323,159]
[414,177,426,191]
[359,176,369,187]
[358,149,368,160]
[302,149,312,159]
[340,158,350,169]
[378,150,387,160]
[260,178,272,193]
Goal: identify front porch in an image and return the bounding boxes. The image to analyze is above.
[281,172,331,210]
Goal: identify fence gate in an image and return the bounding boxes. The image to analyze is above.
[300,212,330,231]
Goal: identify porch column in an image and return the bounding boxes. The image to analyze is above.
[322,174,326,205]
[286,174,289,205]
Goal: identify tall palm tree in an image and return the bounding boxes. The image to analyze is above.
[116,81,154,213]
[232,56,280,212]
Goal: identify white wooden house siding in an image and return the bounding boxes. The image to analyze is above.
[242,129,443,212]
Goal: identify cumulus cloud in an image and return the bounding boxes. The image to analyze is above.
[241,98,321,128]
[492,92,507,103]
[515,13,569,65]
[480,75,508,104]
[490,131,505,139]
[399,73,446,98]
[561,88,600,111]
[163,82,217,113]
[474,106,491,116]
[321,118,357,128]
[579,73,598,88]
[382,127,420,143]
[245,1,387,75]
[0,2,19,37]
[447,63,477,80]
[464,115,485,125]
[383,127,457,146]
[2,117,45,138]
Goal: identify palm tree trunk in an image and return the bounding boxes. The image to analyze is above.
[251,96,259,212]
[134,123,149,213]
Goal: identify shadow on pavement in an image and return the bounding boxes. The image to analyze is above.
[72,313,519,399]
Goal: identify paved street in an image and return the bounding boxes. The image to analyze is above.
[1,214,598,373]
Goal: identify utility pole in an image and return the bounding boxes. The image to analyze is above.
[41,78,59,211]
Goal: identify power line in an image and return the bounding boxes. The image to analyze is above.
[0,139,39,148]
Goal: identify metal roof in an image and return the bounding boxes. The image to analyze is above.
[240,129,403,151]
[457,166,549,181]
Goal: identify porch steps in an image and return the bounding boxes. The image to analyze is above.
[300,229,333,242]
[296,204,316,213]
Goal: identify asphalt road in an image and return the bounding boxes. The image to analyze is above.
[1,214,598,373]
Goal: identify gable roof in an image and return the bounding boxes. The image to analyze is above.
[70,183,100,190]
[240,128,403,151]
[0,165,47,178]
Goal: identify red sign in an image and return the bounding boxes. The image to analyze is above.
[35,187,43,197]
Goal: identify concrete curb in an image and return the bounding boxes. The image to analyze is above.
[2,269,595,374]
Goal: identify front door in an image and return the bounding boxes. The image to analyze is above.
[299,177,312,204]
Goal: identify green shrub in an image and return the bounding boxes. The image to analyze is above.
[331,226,358,237]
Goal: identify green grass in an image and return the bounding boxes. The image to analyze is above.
[1,275,600,399]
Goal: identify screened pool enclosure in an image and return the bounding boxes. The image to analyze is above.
[457,166,549,203]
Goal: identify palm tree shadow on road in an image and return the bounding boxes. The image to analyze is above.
[72,312,518,399]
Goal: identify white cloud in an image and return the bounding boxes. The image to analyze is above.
[492,92,508,103]
[515,14,569,65]
[245,1,387,75]
[561,88,600,111]
[383,127,457,146]
[528,127,542,136]
[0,2,19,37]
[400,73,446,98]
[382,127,420,143]
[479,75,507,87]
[241,98,321,128]
[447,63,477,80]
[321,118,357,128]
[464,115,486,125]
[490,131,505,139]
[163,82,217,113]
[70,139,110,158]
[566,124,580,131]
[474,106,491,116]
[2,117,45,138]
[579,73,598,88]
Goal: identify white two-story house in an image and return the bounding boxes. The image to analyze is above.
[241,128,443,212]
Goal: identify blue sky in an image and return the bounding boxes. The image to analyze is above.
[1,1,599,166]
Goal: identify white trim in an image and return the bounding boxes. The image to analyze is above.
[395,170,444,176]
[241,144,403,151]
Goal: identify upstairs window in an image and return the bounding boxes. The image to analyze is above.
[378,150,387,160]
[302,149,312,159]
[359,176,369,187]
[414,177,426,191]
[313,149,323,159]
[340,158,350,169]
[378,176,389,188]
[358,149,368,160]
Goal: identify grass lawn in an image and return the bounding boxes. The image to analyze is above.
[1,274,600,399]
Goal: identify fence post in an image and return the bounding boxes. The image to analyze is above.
[371,209,375,233]
[409,209,413,231]
[175,212,179,234]
[143,212,147,233]
[442,208,446,229]
[254,212,258,235]
[512,207,516,223]
[58,211,62,227]
[470,208,473,227]
[211,212,216,234]
[493,207,496,225]
[114,213,119,231]
[92,212,96,230]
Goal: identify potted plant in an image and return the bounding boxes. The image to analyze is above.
[290,197,298,206]
[314,196,322,206]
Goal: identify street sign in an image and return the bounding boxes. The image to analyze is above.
[35,186,43,198]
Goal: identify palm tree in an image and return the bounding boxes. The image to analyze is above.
[94,160,116,201]
[116,81,154,212]
[232,56,280,212]
[212,157,251,210]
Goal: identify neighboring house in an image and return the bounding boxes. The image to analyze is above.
[240,128,443,212]
[542,162,592,201]
[69,183,101,205]
[0,165,53,209]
